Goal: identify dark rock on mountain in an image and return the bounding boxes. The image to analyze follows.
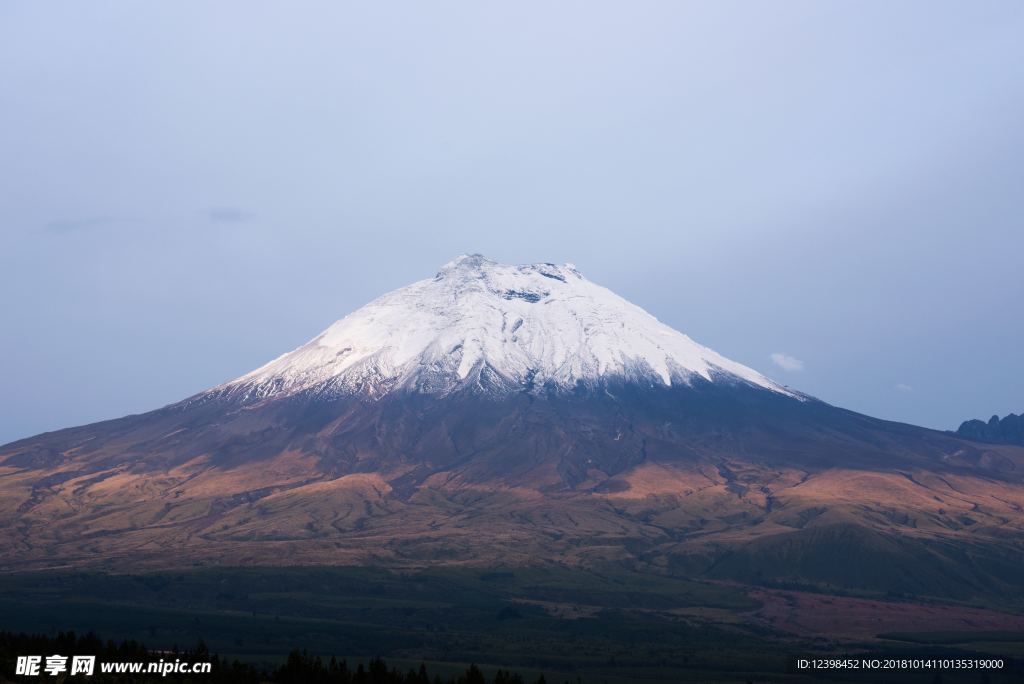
[957,412,1024,446]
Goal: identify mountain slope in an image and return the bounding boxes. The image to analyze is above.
[1,256,1022,602]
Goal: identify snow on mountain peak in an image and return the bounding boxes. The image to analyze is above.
[220,256,795,400]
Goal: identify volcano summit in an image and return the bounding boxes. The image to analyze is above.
[1,256,1022,600]
[215,254,793,401]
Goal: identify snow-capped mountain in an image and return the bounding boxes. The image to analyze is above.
[3,254,1023,583]
[219,254,794,401]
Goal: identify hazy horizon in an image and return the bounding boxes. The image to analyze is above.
[2,2,1023,443]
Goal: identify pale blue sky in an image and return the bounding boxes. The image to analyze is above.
[1,2,1022,443]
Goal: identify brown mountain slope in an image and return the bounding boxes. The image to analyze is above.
[2,381,1023,604]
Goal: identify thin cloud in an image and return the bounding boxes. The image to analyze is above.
[895,383,913,392]
[44,216,127,233]
[771,352,804,372]
[206,207,253,223]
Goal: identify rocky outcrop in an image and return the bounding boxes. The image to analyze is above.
[957,412,1024,446]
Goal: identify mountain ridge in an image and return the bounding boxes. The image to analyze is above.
[957,412,1024,446]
